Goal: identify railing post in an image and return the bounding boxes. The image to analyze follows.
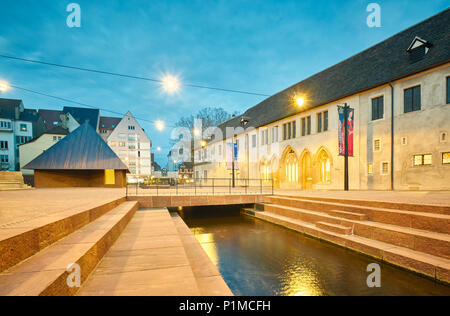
[229,178,231,194]
[260,179,263,194]
[156,184,159,196]
[212,178,214,195]
[194,179,197,196]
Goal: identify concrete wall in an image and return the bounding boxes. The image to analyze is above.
[194,63,450,191]
[34,169,127,188]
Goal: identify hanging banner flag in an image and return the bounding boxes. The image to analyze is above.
[338,106,354,157]
[226,142,239,170]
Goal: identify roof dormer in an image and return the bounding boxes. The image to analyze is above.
[407,36,432,63]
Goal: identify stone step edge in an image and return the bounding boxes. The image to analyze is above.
[266,203,450,241]
[266,195,450,220]
[0,201,139,296]
[254,211,450,285]
[316,221,352,235]
[275,194,450,215]
[0,197,126,274]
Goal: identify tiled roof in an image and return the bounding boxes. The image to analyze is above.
[39,109,63,130]
[63,106,100,130]
[218,8,450,135]
[0,98,22,120]
[99,116,121,130]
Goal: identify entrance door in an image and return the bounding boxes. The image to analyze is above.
[302,152,312,190]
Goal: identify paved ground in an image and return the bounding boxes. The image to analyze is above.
[275,190,450,206]
[78,208,232,296]
[0,188,125,227]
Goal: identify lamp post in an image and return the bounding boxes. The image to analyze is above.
[343,103,349,191]
[231,116,250,188]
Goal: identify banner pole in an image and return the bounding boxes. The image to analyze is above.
[344,103,349,191]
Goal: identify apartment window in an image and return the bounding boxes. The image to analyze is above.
[441,132,448,143]
[118,142,125,147]
[301,118,306,136]
[252,135,257,148]
[404,86,421,113]
[367,163,373,175]
[283,124,287,140]
[265,130,269,144]
[128,126,135,131]
[20,124,27,132]
[442,153,450,164]
[0,121,11,129]
[292,121,296,138]
[0,155,8,163]
[0,141,8,149]
[323,111,328,131]
[110,141,117,147]
[261,131,264,146]
[287,122,292,139]
[16,136,30,145]
[447,77,450,104]
[372,96,384,120]
[374,139,381,152]
[283,121,296,140]
[203,170,208,179]
[381,162,389,175]
[413,154,432,166]
[118,133,126,139]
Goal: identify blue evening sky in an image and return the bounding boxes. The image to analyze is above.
[0,0,448,165]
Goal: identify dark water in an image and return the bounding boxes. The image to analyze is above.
[178,207,450,296]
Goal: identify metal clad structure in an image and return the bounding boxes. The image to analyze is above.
[23,122,128,170]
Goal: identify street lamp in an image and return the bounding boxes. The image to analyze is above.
[156,146,162,151]
[155,120,165,131]
[231,116,251,188]
[296,97,305,107]
[0,81,9,92]
[161,74,180,93]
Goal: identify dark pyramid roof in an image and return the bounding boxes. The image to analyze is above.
[216,8,450,136]
[24,122,128,170]
[63,106,100,130]
[100,116,122,130]
[39,109,63,130]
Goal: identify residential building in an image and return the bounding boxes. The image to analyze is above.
[62,107,100,132]
[99,116,121,141]
[106,111,152,176]
[0,98,45,171]
[194,9,450,191]
[19,126,69,182]
[178,162,194,183]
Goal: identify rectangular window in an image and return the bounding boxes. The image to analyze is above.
[374,139,381,152]
[404,86,421,113]
[367,164,373,175]
[447,77,450,104]
[104,169,115,185]
[381,162,389,175]
[307,116,311,135]
[20,124,27,132]
[414,154,433,166]
[261,131,264,146]
[324,111,328,131]
[283,124,287,141]
[317,113,322,133]
[287,122,292,139]
[0,155,8,163]
[442,152,450,164]
[118,142,125,147]
[0,141,8,149]
[372,96,384,120]
[301,118,306,136]
[292,121,296,138]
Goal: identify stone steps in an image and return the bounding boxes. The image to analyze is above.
[255,211,450,285]
[0,197,126,273]
[0,172,32,190]
[316,221,352,235]
[0,201,138,296]
[265,196,450,234]
[265,204,450,259]
[277,194,450,215]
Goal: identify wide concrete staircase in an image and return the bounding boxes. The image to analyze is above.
[252,195,450,284]
[0,172,32,191]
[0,197,138,296]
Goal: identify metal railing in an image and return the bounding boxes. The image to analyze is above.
[126,177,274,197]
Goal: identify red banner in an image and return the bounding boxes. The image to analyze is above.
[338,106,354,157]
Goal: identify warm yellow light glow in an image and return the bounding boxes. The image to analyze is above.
[161,74,180,93]
[201,140,207,148]
[0,81,9,92]
[155,120,165,131]
[296,97,305,107]
[193,128,201,136]
[156,146,162,151]
[178,206,183,211]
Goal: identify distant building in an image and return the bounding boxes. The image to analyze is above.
[62,107,100,132]
[99,116,121,141]
[0,98,45,171]
[24,123,128,188]
[19,126,69,182]
[177,162,194,183]
[106,111,152,176]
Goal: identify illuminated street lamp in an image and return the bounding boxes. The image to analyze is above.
[201,140,207,148]
[156,146,162,151]
[296,97,305,107]
[0,81,9,92]
[155,120,165,131]
[161,74,180,93]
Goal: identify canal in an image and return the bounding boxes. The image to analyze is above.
[177,206,450,296]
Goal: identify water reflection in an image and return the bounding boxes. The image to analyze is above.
[178,207,450,296]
